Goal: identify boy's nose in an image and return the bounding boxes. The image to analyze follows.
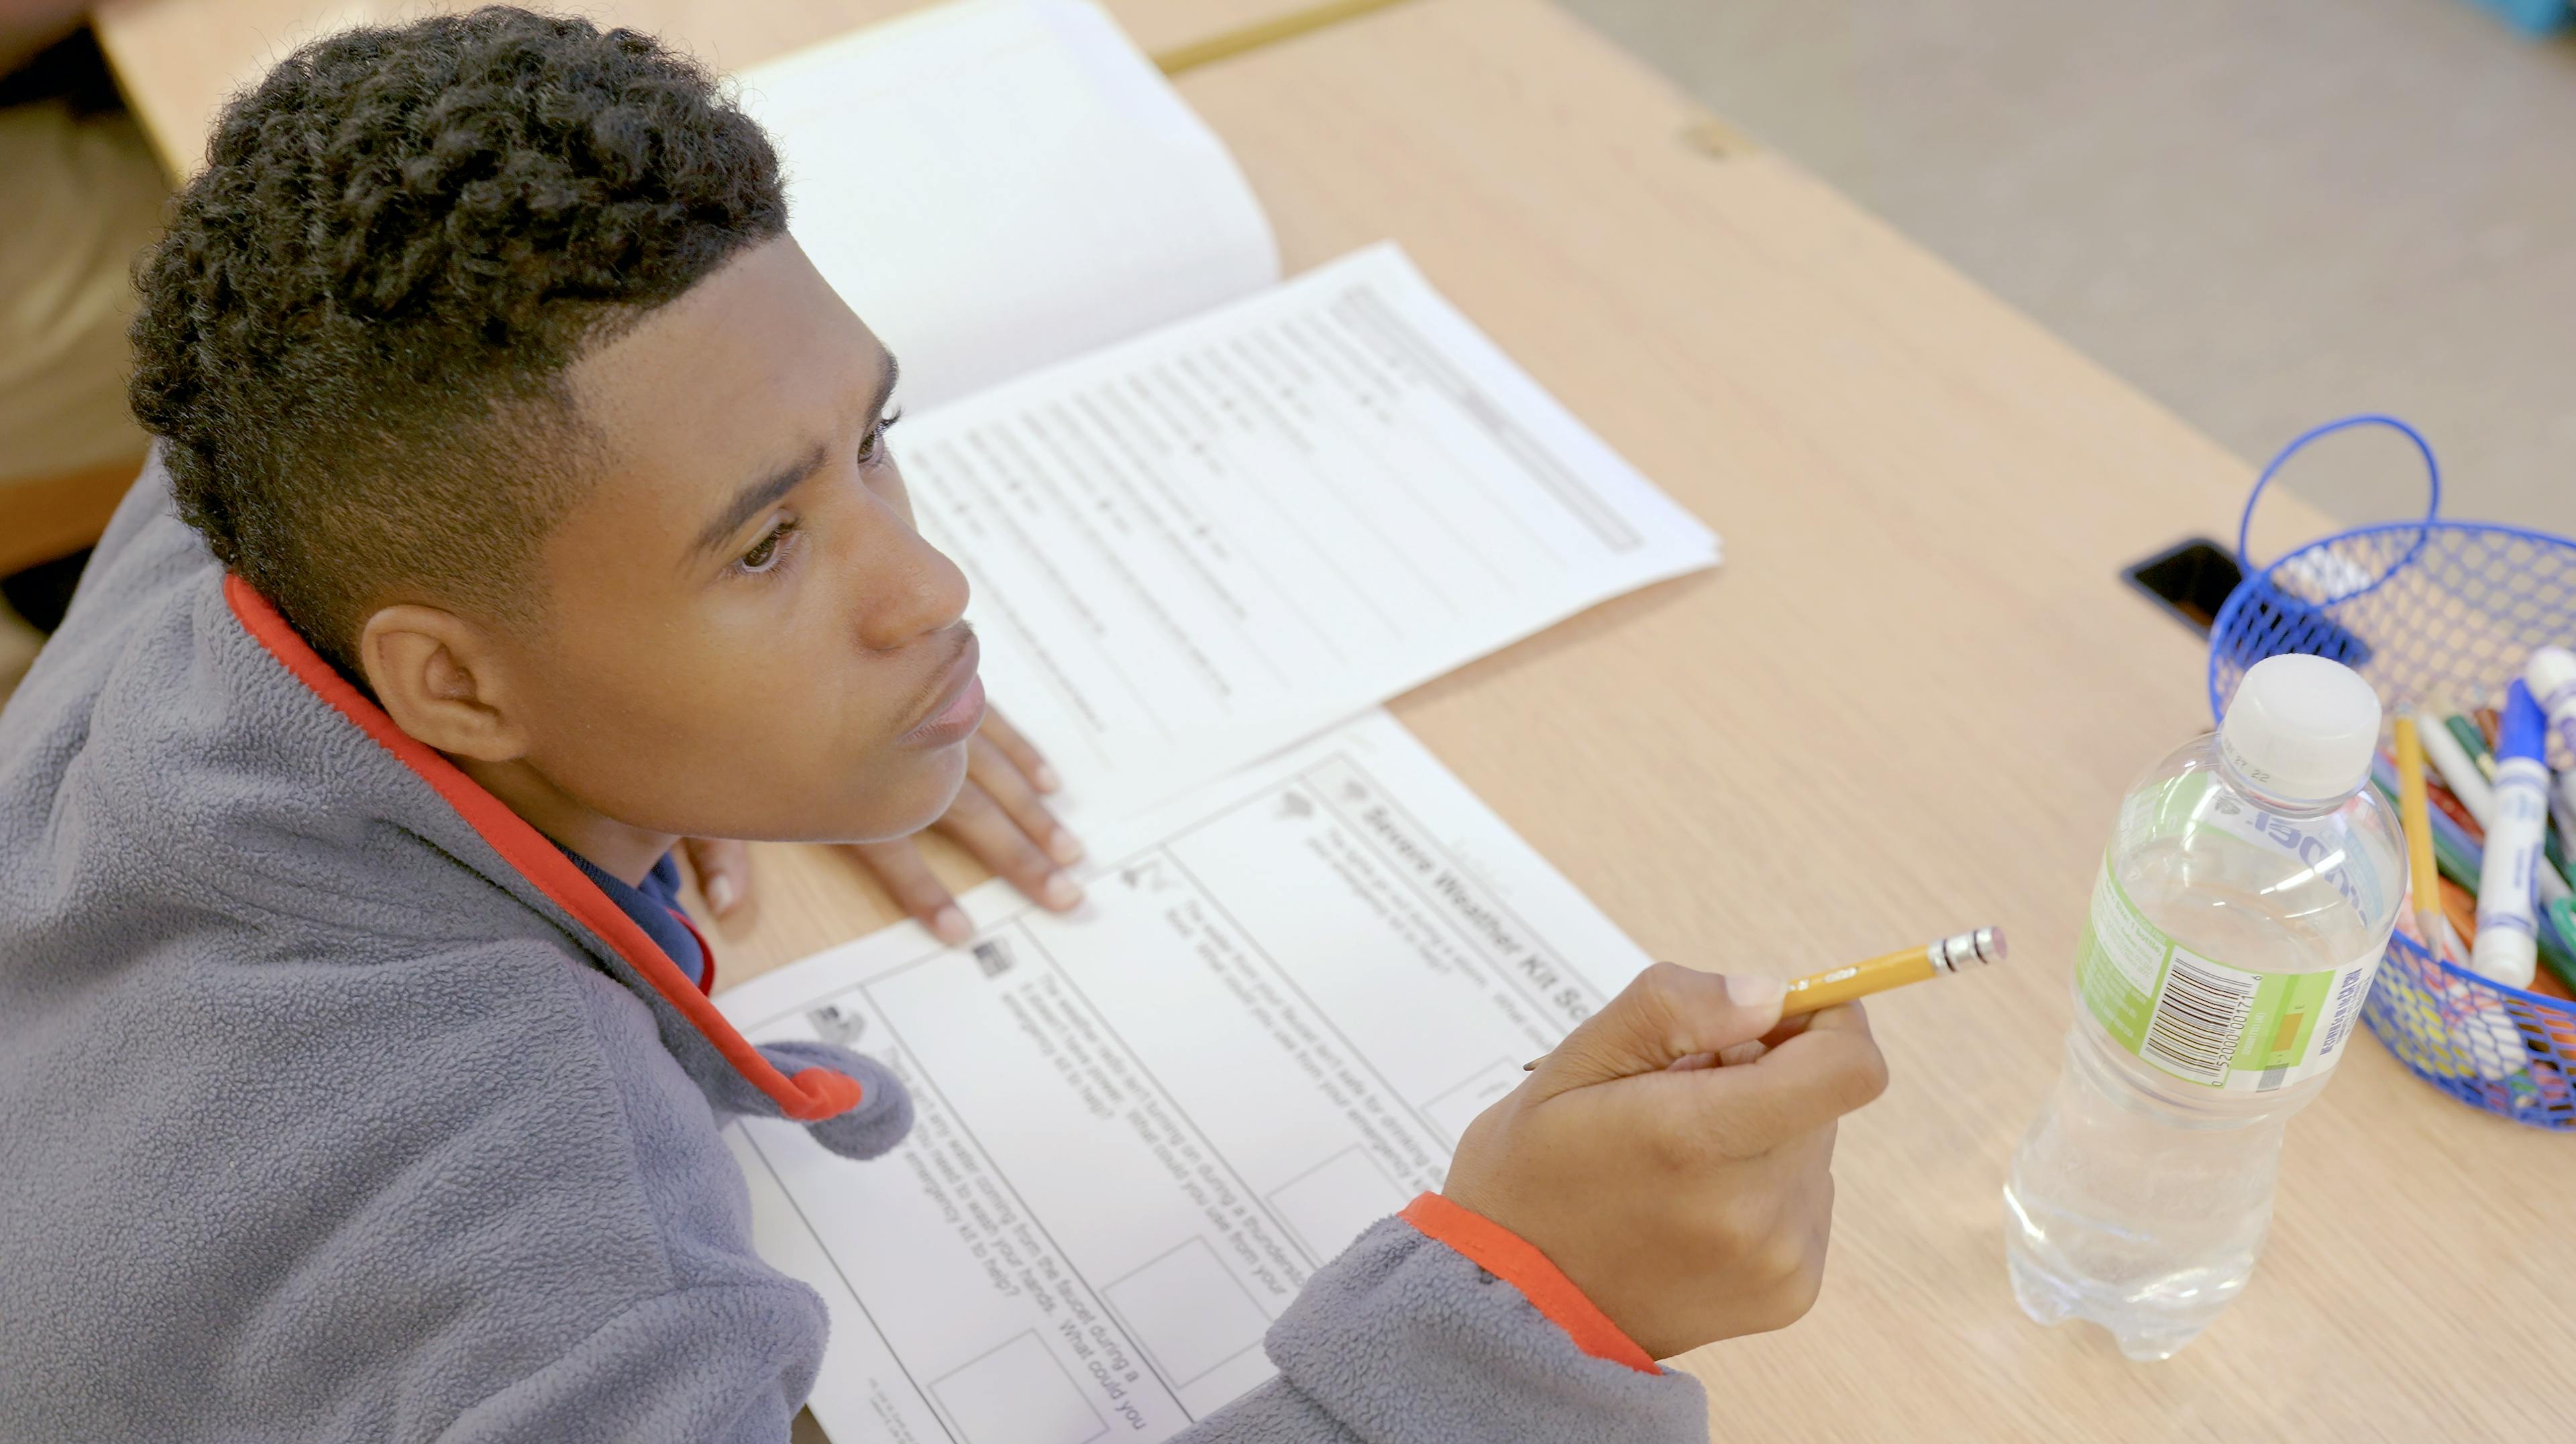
[855,527,971,652]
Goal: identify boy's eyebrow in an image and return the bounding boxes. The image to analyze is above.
[692,352,902,558]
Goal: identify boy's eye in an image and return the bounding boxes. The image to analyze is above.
[859,406,904,466]
[737,518,797,573]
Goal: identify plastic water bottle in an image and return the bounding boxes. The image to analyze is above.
[2004,655,2405,1360]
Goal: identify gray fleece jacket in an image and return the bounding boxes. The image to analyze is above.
[0,463,1707,1443]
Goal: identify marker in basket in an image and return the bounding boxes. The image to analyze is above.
[2392,718,2456,966]
[1519,928,2007,1071]
[2528,647,2576,822]
[2449,711,2496,765]
[2530,647,2576,751]
[2424,690,2574,908]
[2414,704,2496,827]
[2371,751,2481,902]
[2469,681,2550,989]
[2519,649,2576,897]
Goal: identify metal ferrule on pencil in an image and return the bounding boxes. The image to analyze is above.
[1929,927,2007,974]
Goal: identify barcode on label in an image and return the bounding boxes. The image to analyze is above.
[2142,951,2258,1084]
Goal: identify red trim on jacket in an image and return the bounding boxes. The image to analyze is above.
[223,575,857,1122]
[668,907,718,993]
[1399,1193,1660,1376]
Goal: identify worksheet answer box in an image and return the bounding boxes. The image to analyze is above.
[930,1330,1107,1444]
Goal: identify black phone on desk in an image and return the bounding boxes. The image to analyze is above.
[2121,537,2373,669]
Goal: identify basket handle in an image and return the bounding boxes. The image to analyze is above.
[2237,414,2442,574]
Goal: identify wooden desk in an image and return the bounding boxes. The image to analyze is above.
[1182,4,2562,1437]
[106,0,2567,1433]
[91,0,1344,173]
[731,2,2559,1436]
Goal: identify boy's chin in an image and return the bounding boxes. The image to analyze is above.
[824,749,974,844]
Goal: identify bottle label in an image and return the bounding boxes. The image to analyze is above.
[2075,862,2380,1091]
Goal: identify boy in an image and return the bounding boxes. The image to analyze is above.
[0,11,1888,1441]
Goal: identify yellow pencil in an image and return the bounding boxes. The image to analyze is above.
[2392,716,2447,962]
[1778,927,2007,1017]
[1522,928,2004,1071]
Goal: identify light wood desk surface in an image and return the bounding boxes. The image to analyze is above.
[102,0,2567,1435]
[1168,6,2566,1436]
[733,2,2565,1437]
[91,0,1335,173]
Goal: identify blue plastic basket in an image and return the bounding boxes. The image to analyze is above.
[2208,414,2576,1129]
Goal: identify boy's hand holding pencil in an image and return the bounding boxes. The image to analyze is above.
[1442,964,1890,1360]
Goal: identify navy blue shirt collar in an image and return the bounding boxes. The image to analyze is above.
[553,845,710,989]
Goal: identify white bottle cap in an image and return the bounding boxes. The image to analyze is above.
[2217,655,2383,806]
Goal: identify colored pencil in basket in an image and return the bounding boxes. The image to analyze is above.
[2394,718,2452,966]
[2445,714,2498,785]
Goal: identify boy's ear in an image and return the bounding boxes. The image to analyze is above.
[358,604,531,763]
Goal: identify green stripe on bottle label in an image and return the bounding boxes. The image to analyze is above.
[2074,861,2378,1092]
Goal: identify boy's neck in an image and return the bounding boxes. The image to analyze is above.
[455,756,678,887]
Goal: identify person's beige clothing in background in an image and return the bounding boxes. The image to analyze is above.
[0,97,165,486]
[1,42,168,700]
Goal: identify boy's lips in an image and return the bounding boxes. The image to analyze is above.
[901,636,985,748]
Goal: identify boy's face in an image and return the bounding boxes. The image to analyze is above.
[500,237,979,844]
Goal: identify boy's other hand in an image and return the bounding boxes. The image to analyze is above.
[681,706,1084,942]
[1440,962,1888,1361]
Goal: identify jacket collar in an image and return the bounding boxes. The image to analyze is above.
[223,573,857,1123]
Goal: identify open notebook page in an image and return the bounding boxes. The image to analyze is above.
[899,242,1721,827]
[734,0,1279,408]
[716,709,1655,1441]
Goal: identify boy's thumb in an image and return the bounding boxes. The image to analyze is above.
[1525,963,1787,1101]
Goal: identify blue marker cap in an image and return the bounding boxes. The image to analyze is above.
[2500,679,2548,762]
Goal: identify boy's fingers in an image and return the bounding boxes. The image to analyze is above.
[977,706,1061,794]
[847,838,971,944]
[681,837,752,918]
[1699,1002,1889,1144]
[1791,998,1876,1038]
[1526,962,1788,1103]
[1757,1011,1821,1052]
[936,783,1083,913]
[967,734,1083,867]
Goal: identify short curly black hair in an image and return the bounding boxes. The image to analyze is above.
[129,7,787,677]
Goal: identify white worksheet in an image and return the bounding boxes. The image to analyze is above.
[717,711,1654,1443]
[737,0,1279,407]
[900,244,1721,826]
